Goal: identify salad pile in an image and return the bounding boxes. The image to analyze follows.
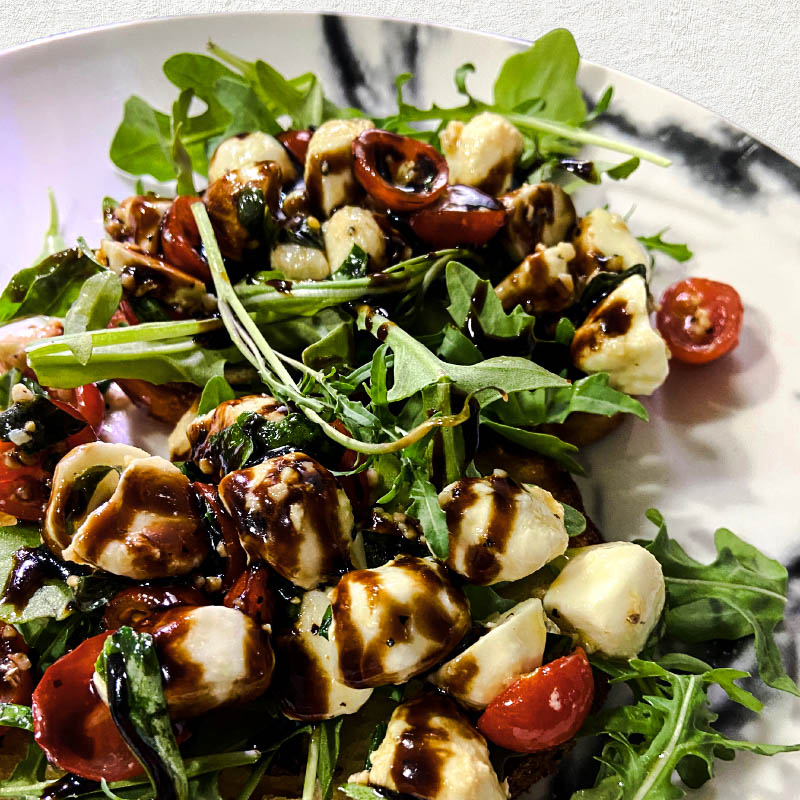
[0,26,792,800]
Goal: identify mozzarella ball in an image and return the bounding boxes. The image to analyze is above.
[187,394,287,477]
[136,605,272,718]
[304,118,375,216]
[270,242,331,280]
[572,208,649,279]
[494,241,576,314]
[440,112,523,195]
[61,456,207,579]
[430,598,547,709]
[219,451,353,590]
[331,556,470,688]
[499,182,577,261]
[544,541,665,658]
[208,131,297,184]
[323,206,387,274]
[359,694,507,800]
[205,161,282,261]
[571,274,670,395]
[44,442,150,554]
[276,588,372,720]
[437,473,568,585]
[104,195,172,254]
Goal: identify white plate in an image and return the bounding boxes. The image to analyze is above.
[1,12,799,799]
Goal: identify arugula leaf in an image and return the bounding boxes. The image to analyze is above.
[110,96,176,181]
[494,28,586,125]
[356,306,568,404]
[640,509,800,696]
[545,374,648,423]
[196,375,236,416]
[0,248,104,323]
[638,230,693,262]
[408,465,449,559]
[437,325,483,366]
[33,188,67,266]
[97,626,189,800]
[63,271,123,365]
[0,368,22,410]
[302,318,355,371]
[171,89,197,196]
[445,262,536,340]
[481,418,583,474]
[463,584,517,621]
[214,76,281,143]
[317,719,343,800]
[575,660,799,800]
[0,703,33,731]
[0,737,48,800]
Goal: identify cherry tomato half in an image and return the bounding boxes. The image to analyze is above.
[47,384,105,432]
[161,196,211,281]
[352,130,449,212]
[193,483,247,591]
[656,277,744,365]
[0,628,34,717]
[32,632,142,782]
[223,562,273,626]
[278,129,313,165]
[409,184,506,248]
[0,451,50,522]
[477,648,594,753]
[103,585,208,630]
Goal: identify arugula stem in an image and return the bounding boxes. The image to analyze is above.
[505,112,670,166]
[302,727,320,800]
[234,754,274,800]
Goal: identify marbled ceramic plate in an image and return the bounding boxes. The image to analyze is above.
[1,12,798,799]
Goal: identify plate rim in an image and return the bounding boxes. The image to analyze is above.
[1,9,798,170]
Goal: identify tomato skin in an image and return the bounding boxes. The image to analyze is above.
[0,629,34,724]
[352,130,449,212]
[32,632,142,782]
[0,451,50,522]
[161,196,211,281]
[223,562,273,626]
[103,586,207,630]
[409,184,506,248]
[477,648,594,753]
[278,129,313,165]
[656,277,744,365]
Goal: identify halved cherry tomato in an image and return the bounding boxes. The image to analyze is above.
[477,648,594,753]
[0,451,50,521]
[0,628,34,718]
[193,483,247,590]
[223,562,273,626]
[161,196,211,281]
[47,384,105,432]
[32,632,142,782]
[656,277,744,365]
[103,585,207,630]
[352,130,449,212]
[278,129,313,165]
[409,184,506,247]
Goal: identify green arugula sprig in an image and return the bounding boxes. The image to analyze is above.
[638,230,693,262]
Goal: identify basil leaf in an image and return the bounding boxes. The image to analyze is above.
[640,509,800,697]
[318,605,333,641]
[561,502,586,537]
[463,585,516,621]
[196,375,236,417]
[573,263,648,323]
[0,248,104,323]
[97,626,189,800]
[0,394,85,453]
[638,230,694,262]
[0,703,33,732]
[333,244,369,281]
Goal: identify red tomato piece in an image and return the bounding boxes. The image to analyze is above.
[477,648,594,753]
[161,196,211,281]
[352,129,448,212]
[223,562,273,626]
[0,628,34,722]
[409,184,506,248]
[0,451,50,522]
[278,129,313,165]
[193,483,247,591]
[32,632,143,782]
[656,277,744,365]
[103,585,207,630]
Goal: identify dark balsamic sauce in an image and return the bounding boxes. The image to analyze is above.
[41,773,100,800]
[0,545,81,612]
